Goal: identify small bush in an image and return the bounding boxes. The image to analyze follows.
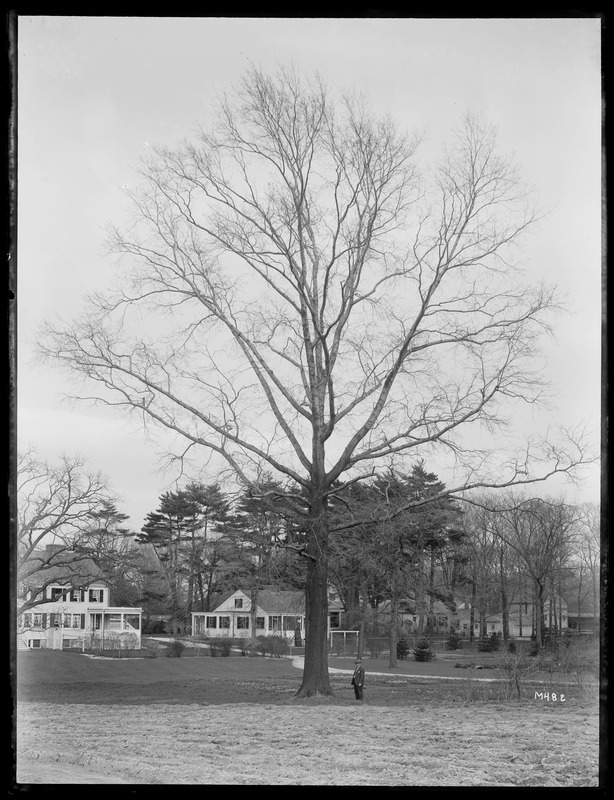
[498,649,541,701]
[507,639,517,654]
[413,637,436,662]
[210,637,232,657]
[396,639,409,660]
[240,639,259,657]
[255,635,290,658]
[478,632,501,652]
[446,630,462,651]
[166,639,186,658]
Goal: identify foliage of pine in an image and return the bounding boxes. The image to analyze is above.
[478,631,501,652]
[413,637,436,662]
[396,639,409,660]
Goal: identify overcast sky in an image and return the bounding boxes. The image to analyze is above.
[17,16,602,530]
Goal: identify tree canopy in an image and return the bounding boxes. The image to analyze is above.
[39,66,591,694]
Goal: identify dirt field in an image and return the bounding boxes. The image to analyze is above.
[13,650,602,786]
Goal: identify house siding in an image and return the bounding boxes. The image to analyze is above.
[17,581,143,651]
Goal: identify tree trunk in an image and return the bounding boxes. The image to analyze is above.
[500,551,509,641]
[250,579,258,642]
[428,548,435,613]
[535,581,544,646]
[469,579,476,643]
[357,617,365,660]
[296,506,332,697]
[388,591,398,669]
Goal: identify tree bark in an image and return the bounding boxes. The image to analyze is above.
[388,591,399,669]
[296,506,332,697]
[500,550,509,641]
[250,579,258,642]
[535,581,544,646]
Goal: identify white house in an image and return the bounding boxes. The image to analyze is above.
[17,545,142,651]
[191,588,345,640]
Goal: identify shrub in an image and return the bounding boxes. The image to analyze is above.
[240,639,259,657]
[413,637,435,662]
[528,641,541,657]
[498,649,540,701]
[142,618,167,635]
[396,639,409,660]
[256,635,290,658]
[167,639,186,658]
[210,637,232,657]
[143,639,165,658]
[446,630,462,651]
[478,632,500,652]
[507,639,517,654]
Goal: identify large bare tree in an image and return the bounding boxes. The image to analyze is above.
[40,67,590,695]
[17,451,116,613]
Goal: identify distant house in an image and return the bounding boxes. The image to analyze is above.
[451,595,569,639]
[17,544,142,651]
[191,588,344,640]
[376,599,457,634]
[566,609,598,634]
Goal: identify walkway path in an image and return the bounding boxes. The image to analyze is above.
[289,656,500,682]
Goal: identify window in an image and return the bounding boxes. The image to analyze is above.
[125,615,140,631]
[219,616,230,629]
[236,616,250,629]
[89,588,103,603]
[329,611,340,629]
[63,613,73,628]
[33,614,43,627]
[21,614,32,629]
[71,588,84,602]
[283,616,301,631]
[206,616,217,629]
[107,614,122,629]
[256,617,265,629]
[269,615,282,632]
[234,598,243,608]
[31,639,41,648]
[51,587,66,601]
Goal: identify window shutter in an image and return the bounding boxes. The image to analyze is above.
[80,614,86,629]
[49,613,56,627]
[41,613,47,628]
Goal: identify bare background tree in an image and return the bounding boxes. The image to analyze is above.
[40,67,590,695]
[17,451,116,612]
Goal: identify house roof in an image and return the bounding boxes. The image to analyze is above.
[211,588,305,615]
[379,599,454,616]
[20,546,103,588]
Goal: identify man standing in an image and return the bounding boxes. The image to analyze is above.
[351,658,365,701]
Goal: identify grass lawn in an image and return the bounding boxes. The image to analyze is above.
[13,649,602,786]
